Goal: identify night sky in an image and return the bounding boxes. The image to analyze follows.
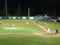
[0,0,60,16]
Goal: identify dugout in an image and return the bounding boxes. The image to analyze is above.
[0,16,2,19]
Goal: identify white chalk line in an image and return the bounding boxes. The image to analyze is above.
[3,27,20,30]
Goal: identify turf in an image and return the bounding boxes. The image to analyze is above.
[0,20,42,33]
[0,25,41,33]
[0,19,34,23]
[0,34,60,45]
[0,20,60,45]
[38,20,60,31]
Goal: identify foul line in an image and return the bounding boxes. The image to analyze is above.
[34,23,47,32]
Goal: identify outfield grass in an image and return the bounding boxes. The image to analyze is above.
[0,19,34,23]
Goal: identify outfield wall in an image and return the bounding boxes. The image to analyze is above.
[0,16,35,20]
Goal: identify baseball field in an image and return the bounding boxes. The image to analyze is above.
[0,19,60,45]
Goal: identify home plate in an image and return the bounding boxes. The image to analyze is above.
[3,27,20,30]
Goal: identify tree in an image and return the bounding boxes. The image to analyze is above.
[16,3,21,16]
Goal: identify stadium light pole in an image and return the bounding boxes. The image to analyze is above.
[28,7,30,19]
[5,0,7,17]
